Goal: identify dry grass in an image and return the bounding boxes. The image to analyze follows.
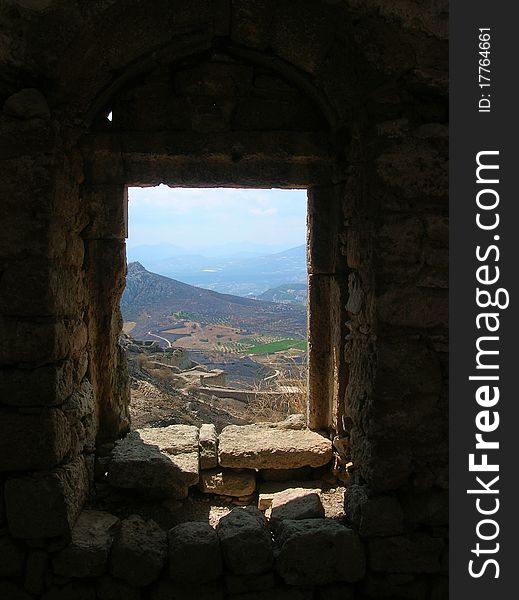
[246,361,307,423]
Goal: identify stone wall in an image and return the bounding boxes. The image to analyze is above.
[0,1,448,598]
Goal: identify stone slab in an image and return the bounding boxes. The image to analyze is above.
[107,426,199,497]
[218,425,332,470]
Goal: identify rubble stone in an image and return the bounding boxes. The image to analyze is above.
[110,515,167,587]
[276,519,366,585]
[53,510,120,577]
[200,468,256,497]
[168,522,222,583]
[217,507,273,575]
[269,487,324,527]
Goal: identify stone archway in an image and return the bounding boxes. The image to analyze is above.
[0,2,448,598]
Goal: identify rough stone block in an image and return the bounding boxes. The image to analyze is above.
[0,357,86,408]
[231,0,275,49]
[199,423,218,469]
[110,515,167,587]
[315,583,355,600]
[82,186,127,240]
[361,573,429,600]
[225,572,276,595]
[200,468,256,497]
[0,409,71,472]
[276,519,365,585]
[96,575,141,600]
[152,579,224,600]
[24,550,48,596]
[269,487,324,527]
[228,587,314,600]
[175,62,253,96]
[0,317,85,366]
[369,534,444,573]
[53,510,120,577]
[0,535,25,577]
[4,89,50,120]
[271,1,334,73]
[5,456,88,539]
[0,581,33,600]
[0,261,85,319]
[344,485,404,536]
[217,507,273,575]
[40,580,96,600]
[168,522,222,583]
[107,426,199,498]
[218,424,332,469]
[377,286,448,329]
[62,379,97,455]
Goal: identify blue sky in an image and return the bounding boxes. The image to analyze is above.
[127,186,307,252]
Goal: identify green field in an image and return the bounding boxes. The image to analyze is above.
[245,339,307,355]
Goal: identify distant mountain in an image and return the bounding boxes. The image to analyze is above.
[131,245,308,296]
[121,262,307,338]
[127,243,186,263]
[258,283,308,305]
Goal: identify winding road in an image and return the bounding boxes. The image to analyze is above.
[147,331,172,348]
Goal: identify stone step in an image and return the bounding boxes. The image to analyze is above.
[218,424,333,470]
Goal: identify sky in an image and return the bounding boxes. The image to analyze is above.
[127,186,307,252]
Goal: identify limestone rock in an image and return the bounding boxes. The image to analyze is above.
[200,468,256,497]
[0,535,25,577]
[5,456,88,539]
[168,522,222,583]
[269,487,324,527]
[53,510,120,577]
[276,519,366,585]
[199,423,218,469]
[218,425,332,469]
[110,515,167,587]
[4,89,51,120]
[217,507,273,575]
[107,426,199,498]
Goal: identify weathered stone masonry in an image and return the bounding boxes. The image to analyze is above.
[0,1,448,598]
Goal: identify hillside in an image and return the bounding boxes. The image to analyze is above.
[121,262,307,339]
[258,283,308,305]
